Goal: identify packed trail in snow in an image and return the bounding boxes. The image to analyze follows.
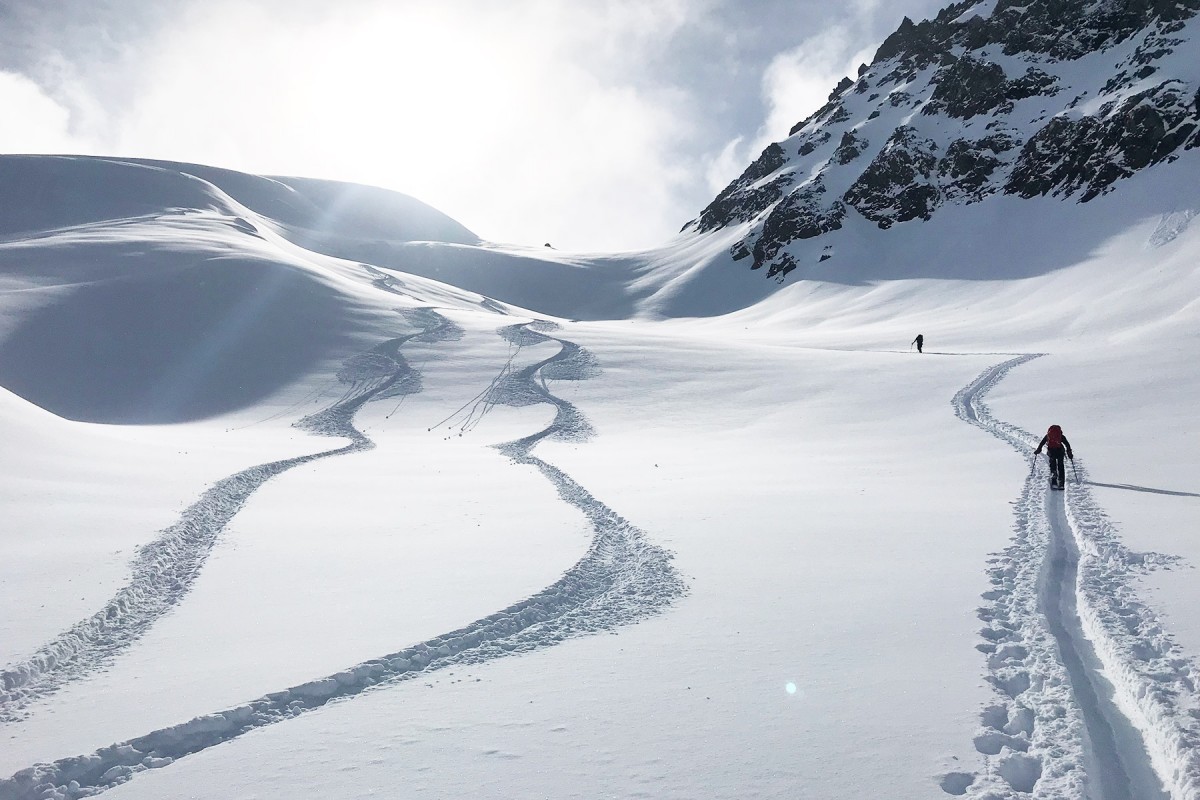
[949,357,1199,799]
[1041,492,1167,800]
[0,317,685,800]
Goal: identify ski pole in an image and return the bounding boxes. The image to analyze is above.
[1071,457,1079,484]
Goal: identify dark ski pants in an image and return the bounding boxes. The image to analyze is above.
[1047,447,1066,486]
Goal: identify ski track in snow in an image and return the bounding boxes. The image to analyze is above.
[0,319,685,800]
[0,308,455,721]
[946,356,1200,800]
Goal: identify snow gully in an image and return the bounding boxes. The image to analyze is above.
[949,356,1199,799]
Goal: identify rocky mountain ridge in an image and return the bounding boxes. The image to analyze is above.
[685,0,1200,280]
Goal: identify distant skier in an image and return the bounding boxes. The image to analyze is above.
[911,334,924,353]
[1034,424,1074,489]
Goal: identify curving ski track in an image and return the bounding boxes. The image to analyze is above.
[948,356,1199,799]
[0,309,454,722]
[0,320,684,799]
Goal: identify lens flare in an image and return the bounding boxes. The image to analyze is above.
[785,682,797,695]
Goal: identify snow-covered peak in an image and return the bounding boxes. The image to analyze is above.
[681,0,1200,283]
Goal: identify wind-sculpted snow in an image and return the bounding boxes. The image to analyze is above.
[947,356,1199,799]
[0,309,453,722]
[0,321,684,800]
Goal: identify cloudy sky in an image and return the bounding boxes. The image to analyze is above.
[0,0,944,251]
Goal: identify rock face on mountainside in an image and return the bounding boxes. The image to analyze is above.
[685,0,1200,280]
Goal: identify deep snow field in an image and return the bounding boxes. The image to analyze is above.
[1,154,1199,799]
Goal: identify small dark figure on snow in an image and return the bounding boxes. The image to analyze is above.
[1034,424,1073,489]
[912,334,924,353]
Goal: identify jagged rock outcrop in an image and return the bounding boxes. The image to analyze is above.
[1007,80,1199,198]
[939,134,1018,199]
[833,130,870,164]
[923,56,1059,119]
[683,0,1200,279]
[688,144,789,233]
[734,180,846,275]
[844,127,941,227]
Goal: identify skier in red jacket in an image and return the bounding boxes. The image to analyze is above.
[1034,424,1073,489]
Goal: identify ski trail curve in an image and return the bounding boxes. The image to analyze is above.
[0,320,685,800]
[946,356,1200,800]
[0,308,450,722]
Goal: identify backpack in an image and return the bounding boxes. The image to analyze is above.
[1047,425,1063,448]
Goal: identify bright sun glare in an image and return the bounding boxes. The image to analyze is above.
[132,5,546,221]
[118,1,696,250]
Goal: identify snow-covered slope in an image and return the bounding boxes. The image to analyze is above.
[670,0,1200,308]
[2,0,1199,797]
[0,155,541,423]
[1,165,1198,799]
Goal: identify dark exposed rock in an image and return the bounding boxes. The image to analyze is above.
[1101,25,1189,96]
[766,253,799,280]
[829,76,854,101]
[1007,80,1198,199]
[875,16,947,70]
[791,104,830,136]
[1102,71,1133,95]
[797,130,832,157]
[1007,69,1059,102]
[939,135,1018,199]
[923,56,1058,118]
[1005,116,1101,198]
[685,0,1200,284]
[827,105,852,124]
[684,144,790,233]
[925,56,1007,118]
[844,127,942,227]
[791,98,848,135]
[748,181,846,269]
[870,0,1200,71]
[833,130,870,165]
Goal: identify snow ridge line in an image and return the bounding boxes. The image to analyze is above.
[0,321,685,800]
[0,310,444,722]
[950,355,1200,800]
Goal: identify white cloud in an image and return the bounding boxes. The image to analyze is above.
[761,32,876,142]
[1,0,944,249]
[64,0,706,251]
[0,71,94,154]
[703,134,749,194]
[701,23,877,195]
